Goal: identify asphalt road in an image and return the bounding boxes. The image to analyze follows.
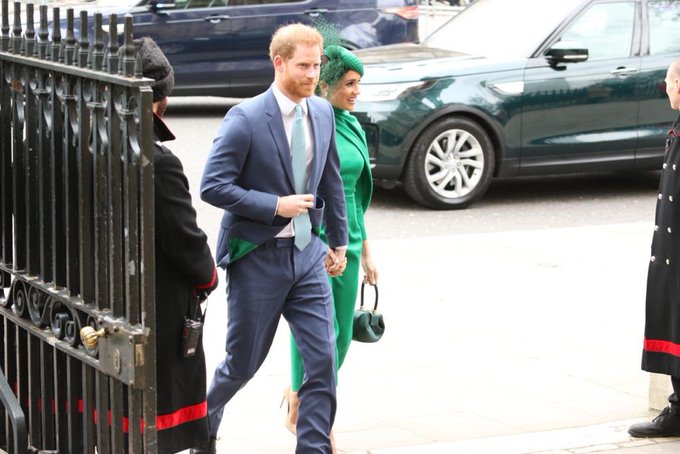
[163,95,661,241]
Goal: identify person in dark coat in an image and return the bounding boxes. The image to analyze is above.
[134,37,219,453]
[629,58,680,438]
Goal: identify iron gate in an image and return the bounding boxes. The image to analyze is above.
[0,1,158,452]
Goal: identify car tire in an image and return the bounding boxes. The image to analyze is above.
[403,116,495,209]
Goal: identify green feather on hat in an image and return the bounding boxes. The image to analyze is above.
[314,18,364,93]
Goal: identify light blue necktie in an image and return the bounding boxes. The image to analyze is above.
[291,104,312,250]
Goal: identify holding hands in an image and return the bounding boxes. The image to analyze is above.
[325,248,347,277]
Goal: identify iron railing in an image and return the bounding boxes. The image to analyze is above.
[0,1,157,452]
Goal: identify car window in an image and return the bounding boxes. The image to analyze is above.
[89,0,142,5]
[648,0,680,55]
[182,0,227,7]
[187,0,212,7]
[228,0,305,5]
[423,0,583,58]
[559,2,635,60]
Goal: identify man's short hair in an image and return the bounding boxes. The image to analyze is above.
[269,23,323,63]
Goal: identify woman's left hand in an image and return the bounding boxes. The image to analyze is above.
[361,240,378,285]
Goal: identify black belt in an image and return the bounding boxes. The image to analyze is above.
[261,237,296,249]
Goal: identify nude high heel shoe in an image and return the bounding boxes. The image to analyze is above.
[330,430,338,454]
[281,387,335,452]
[280,387,299,435]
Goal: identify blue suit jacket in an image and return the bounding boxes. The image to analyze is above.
[201,87,348,267]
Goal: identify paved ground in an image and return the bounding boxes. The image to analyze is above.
[191,222,680,453]
[160,101,680,453]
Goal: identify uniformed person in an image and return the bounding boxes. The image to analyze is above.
[132,37,219,453]
[629,58,680,438]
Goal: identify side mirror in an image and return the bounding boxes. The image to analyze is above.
[150,0,177,11]
[546,41,588,65]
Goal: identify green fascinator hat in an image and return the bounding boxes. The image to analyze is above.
[319,45,364,92]
[324,45,364,77]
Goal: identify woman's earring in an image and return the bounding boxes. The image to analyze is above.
[319,82,329,98]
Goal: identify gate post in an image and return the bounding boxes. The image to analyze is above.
[0,2,158,452]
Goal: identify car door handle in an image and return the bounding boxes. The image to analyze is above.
[204,15,230,23]
[610,67,638,77]
[304,8,328,17]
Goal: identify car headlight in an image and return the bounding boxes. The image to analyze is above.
[358,81,425,102]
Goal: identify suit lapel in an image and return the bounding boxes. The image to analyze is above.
[265,89,296,189]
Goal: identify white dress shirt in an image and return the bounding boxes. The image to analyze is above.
[273,85,313,238]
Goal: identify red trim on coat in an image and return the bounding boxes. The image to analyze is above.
[669,118,680,138]
[194,267,217,290]
[110,401,207,433]
[644,338,680,357]
[156,401,207,431]
[22,396,205,434]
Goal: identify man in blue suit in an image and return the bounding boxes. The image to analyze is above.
[193,24,348,454]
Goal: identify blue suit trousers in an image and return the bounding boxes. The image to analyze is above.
[206,236,337,453]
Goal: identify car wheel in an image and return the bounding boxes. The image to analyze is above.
[403,117,495,209]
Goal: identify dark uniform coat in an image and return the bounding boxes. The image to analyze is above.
[642,115,680,378]
[152,113,217,453]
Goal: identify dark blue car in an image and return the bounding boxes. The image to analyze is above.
[81,0,419,97]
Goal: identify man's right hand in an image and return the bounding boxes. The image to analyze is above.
[277,194,314,218]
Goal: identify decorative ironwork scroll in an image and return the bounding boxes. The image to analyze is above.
[0,1,157,452]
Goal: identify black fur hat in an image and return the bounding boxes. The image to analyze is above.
[134,37,174,102]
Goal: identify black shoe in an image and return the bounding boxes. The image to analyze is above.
[628,407,680,438]
[190,436,217,454]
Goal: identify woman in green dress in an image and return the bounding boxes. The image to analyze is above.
[283,45,378,444]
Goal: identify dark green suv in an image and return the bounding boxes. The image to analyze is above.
[353,0,680,209]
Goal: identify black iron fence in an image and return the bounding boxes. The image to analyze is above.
[0,1,157,452]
